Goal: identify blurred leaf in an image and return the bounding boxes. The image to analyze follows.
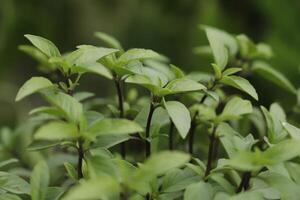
[0,172,30,194]
[15,77,53,101]
[0,159,18,169]
[163,100,191,139]
[64,162,77,181]
[220,75,258,100]
[252,61,296,94]
[0,194,22,200]
[282,122,300,139]
[30,161,50,200]
[24,34,60,57]
[94,31,123,51]
[27,140,61,151]
[62,178,120,200]
[88,118,143,138]
[184,181,213,200]
[34,121,78,141]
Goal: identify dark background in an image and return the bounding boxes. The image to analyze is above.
[1,0,300,126]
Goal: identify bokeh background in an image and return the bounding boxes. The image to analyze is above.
[1,0,300,127]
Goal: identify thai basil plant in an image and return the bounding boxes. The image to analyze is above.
[1,25,300,200]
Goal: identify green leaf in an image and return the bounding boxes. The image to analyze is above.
[163,100,191,139]
[64,162,77,181]
[42,91,83,123]
[184,181,213,200]
[170,64,185,78]
[88,118,143,138]
[212,63,222,79]
[162,168,199,193]
[0,171,30,194]
[117,48,160,65]
[27,140,61,151]
[30,161,50,200]
[34,121,78,141]
[131,151,190,194]
[229,191,264,200]
[0,194,22,200]
[203,26,238,69]
[62,178,120,200]
[24,34,60,57]
[220,75,258,100]
[261,105,286,143]
[259,171,300,200]
[15,77,53,101]
[126,74,161,95]
[18,45,49,64]
[94,31,123,51]
[65,45,119,67]
[252,61,296,94]
[91,134,130,149]
[0,159,18,169]
[282,122,300,139]
[222,68,242,76]
[161,78,206,96]
[73,62,113,79]
[217,97,252,122]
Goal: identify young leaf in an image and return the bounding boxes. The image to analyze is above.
[282,122,300,139]
[163,100,191,139]
[88,118,143,138]
[64,162,77,181]
[30,161,50,200]
[0,172,30,194]
[15,77,53,101]
[184,181,213,200]
[163,78,206,96]
[222,67,242,76]
[42,91,83,123]
[117,48,160,65]
[170,64,185,78]
[34,121,78,141]
[252,61,296,94]
[94,31,123,51]
[65,45,119,67]
[220,75,258,100]
[203,26,237,69]
[24,34,60,57]
[217,97,252,122]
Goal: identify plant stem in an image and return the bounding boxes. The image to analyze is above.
[168,121,175,150]
[204,126,217,179]
[236,172,251,193]
[188,111,198,155]
[77,139,84,179]
[145,99,156,158]
[114,77,126,158]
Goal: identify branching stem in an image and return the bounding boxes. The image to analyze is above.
[77,139,84,179]
[204,126,218,179]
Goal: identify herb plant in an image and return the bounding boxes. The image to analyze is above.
[1,25,300,200]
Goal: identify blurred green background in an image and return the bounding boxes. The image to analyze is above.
[1,0,300,126]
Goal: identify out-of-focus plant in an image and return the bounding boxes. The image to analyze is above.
[1,25,300,200]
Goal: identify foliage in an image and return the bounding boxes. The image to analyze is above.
[1,25,300,200]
